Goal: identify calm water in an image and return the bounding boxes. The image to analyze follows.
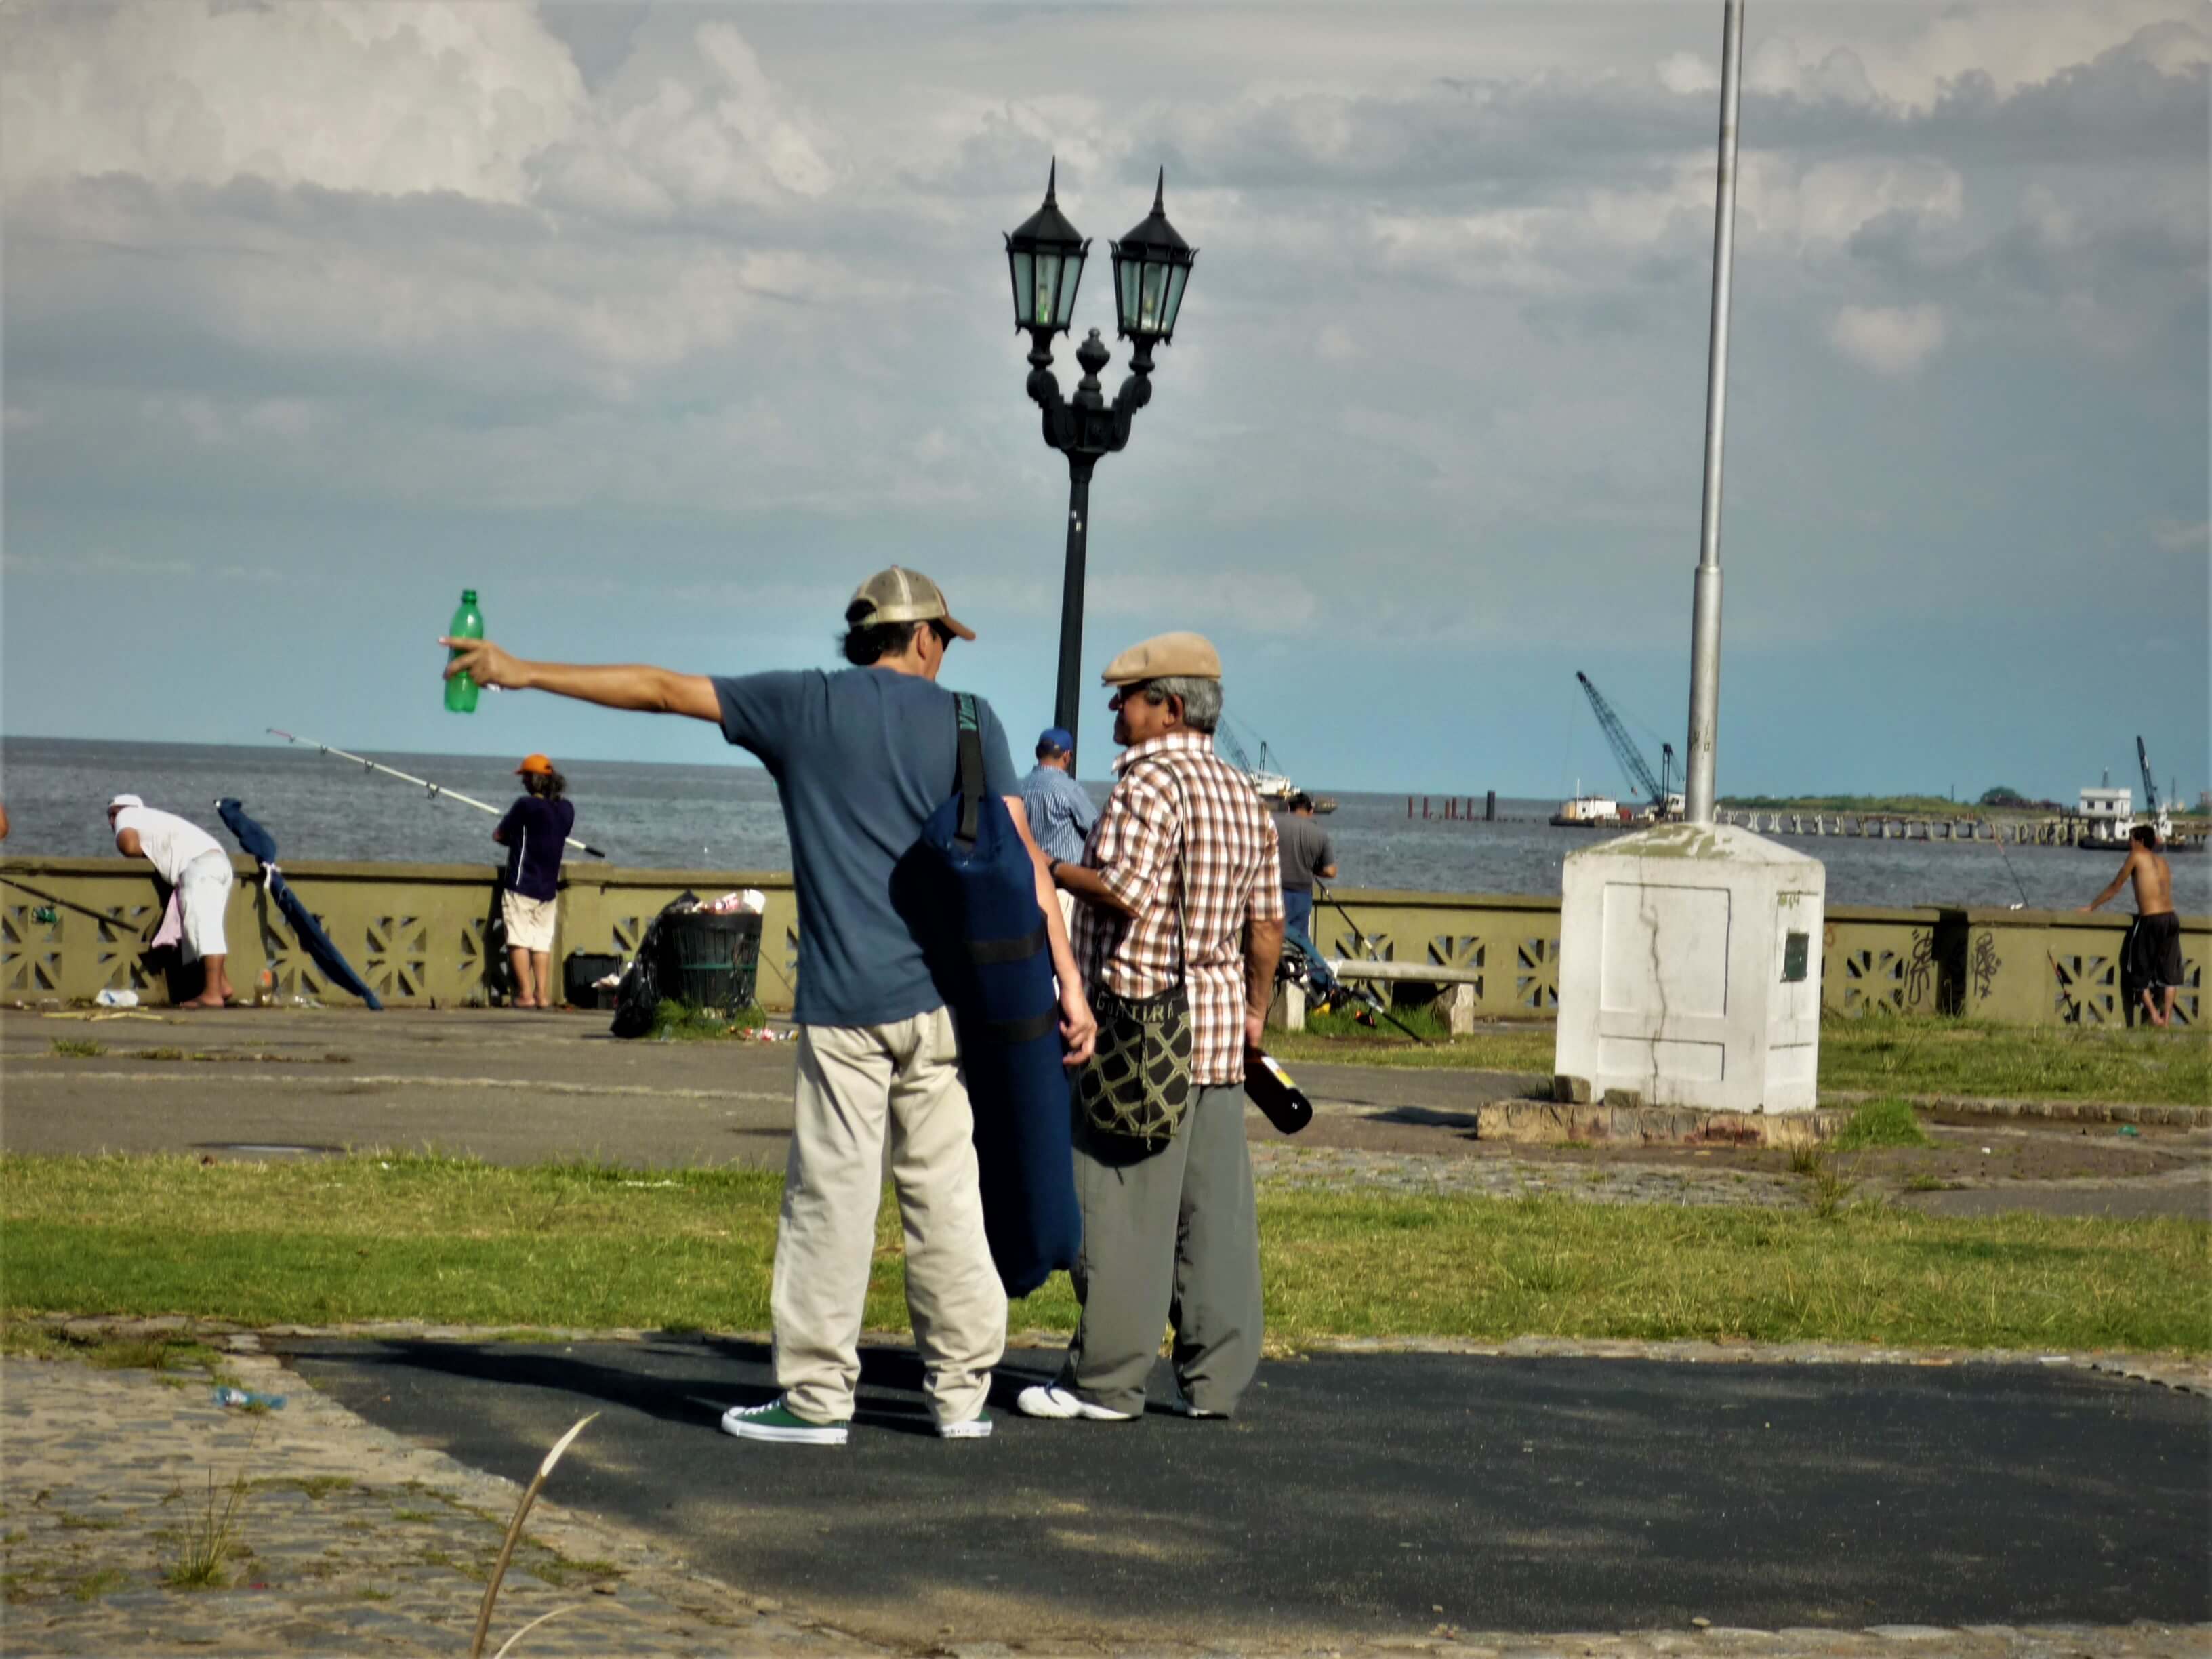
[2,735,2200,914]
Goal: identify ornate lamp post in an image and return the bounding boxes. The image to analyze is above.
[1004,161,1196,769]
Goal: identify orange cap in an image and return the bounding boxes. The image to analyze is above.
[515,754,554,775]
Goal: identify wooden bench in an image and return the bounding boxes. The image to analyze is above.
[1272,958,1486,1034]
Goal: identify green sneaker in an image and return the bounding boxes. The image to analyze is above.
[936,1408,994,1441]
[720,1397,847,1446]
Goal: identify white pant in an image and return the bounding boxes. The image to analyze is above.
[772,1008,1006,1427]
[501,889,558,952]
[178,852,232,962]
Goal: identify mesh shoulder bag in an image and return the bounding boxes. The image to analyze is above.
[1074,761,1195,1151]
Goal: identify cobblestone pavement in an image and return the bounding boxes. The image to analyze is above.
[1251,1141,1805,1206]
[0,1349,883,1656]
[1253,1107,2211,1218]
[4,1337,2207,1657]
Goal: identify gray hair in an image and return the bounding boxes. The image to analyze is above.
[1146,674,1222,733]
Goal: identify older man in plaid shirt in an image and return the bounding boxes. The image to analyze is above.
[1023,632,1284,1422]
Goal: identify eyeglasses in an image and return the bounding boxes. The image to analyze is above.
[1109,683,1172,711]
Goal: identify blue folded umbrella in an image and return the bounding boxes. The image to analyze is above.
[216,797,383,1011]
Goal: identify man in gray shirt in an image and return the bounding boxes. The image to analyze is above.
[1276,792,1338,996]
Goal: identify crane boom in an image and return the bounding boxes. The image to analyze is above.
[2137,736,2160,818]
[1576,672,1666,805]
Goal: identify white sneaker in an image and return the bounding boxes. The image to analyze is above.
[936,1409,994,1440]
[1166,1385,1225,1419]
[1014,1382,1137,1422]
[719,1397,848,1446]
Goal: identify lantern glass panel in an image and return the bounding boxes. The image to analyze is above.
[1033,256,1063,328]
[1161,264,1190,334]
[1137,262,1167,333]
[1054,250,1084,326]
[1010,251,1035,325]
[1116,258,1140,332]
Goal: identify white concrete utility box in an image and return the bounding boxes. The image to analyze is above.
[1554,823,1826,1114]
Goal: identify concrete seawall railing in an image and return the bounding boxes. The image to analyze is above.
[1,858,2201,1030]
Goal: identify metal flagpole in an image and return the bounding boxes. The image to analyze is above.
[1684,0,1745,826]
[266,728,608,858]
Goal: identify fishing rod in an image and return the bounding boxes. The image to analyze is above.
[1308,884,1433,1044]
[1990,823,2032,910]
[266,729,609,859]
[0,873,154,935]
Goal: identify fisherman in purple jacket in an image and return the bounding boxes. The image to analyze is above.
[493,754,575,1010]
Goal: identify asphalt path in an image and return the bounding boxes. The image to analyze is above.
[0,1006,1528,1170]
[281,1336,2211,1647]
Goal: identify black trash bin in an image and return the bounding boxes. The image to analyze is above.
[562,951,623,1010]
[661,911,762,1015]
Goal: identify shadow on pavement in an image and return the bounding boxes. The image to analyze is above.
[279,1336,2212,1648]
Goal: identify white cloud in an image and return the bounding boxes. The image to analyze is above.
[1,3,585,201]
[1314,325,1359,365]
[2150,518,2209,552]
[1656,52,1718,98]
[1826,304,1948,377]
[0,1,2202,785]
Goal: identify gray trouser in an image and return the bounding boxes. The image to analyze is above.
[1060,1083,1263,1417]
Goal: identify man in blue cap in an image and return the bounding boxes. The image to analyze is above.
[1020,727,1097,931]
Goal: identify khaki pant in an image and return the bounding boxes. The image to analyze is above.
[773,1008,1007,1426]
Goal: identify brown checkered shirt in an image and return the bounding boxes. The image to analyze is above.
[1070,731,1284,1086]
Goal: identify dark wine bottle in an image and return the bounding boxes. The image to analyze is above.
[1244,1046,1313,1135]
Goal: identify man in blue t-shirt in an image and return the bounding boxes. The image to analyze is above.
[444,567,1094,1447]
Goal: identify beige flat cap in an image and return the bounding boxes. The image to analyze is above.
[1100,631,1221,684]
[849,566,975,640]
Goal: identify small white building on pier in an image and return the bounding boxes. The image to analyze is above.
[2078,785,2132,834]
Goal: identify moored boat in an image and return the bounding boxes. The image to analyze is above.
[1549,792,1622,829]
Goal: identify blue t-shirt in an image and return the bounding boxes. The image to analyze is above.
[713,668,1019,1027]
[496,796,575,900]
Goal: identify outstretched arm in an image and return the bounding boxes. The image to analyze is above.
[440,639,721,722]
[2081,852,2137,912]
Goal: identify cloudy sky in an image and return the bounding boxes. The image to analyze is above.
[3,1,2205,804]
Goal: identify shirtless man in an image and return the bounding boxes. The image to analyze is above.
[2081,825,2182,1027]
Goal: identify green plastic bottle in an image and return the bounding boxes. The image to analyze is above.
[445,588,483,714]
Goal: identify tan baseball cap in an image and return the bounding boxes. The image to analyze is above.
[848,567,975,640]
[1100,631,1221,684]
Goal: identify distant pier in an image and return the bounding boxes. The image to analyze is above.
[1713,808,2210,851]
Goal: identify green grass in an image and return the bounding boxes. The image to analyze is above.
[161,1469,248,1591]
[646,1000,766,1040]
[1832,1097,1934,1150]
[1267,1015,2209,1105]
[68,1568,129,1603]
[46,1039,104,1059]
[2,1153,2203,1354]
[1269,1023,1555,1072]
[1298,1001,1453,1043]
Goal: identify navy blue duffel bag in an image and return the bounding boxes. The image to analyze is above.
[909,693,1082,1298]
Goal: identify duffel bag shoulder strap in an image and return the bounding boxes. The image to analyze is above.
[954,692,986,851]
